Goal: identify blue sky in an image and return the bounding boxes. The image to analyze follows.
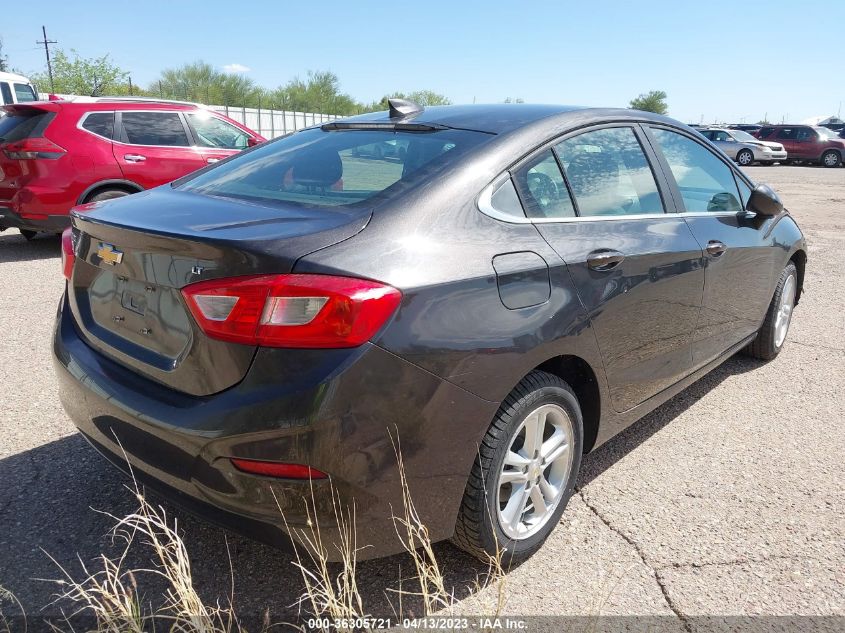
[4,0,843,123]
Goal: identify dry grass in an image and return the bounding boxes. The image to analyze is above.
[42,482,257,633]
[275,480,366,624]
[0,585,24,633]
[33,436,511,632]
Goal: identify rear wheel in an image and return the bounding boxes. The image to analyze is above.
[821,150,841,168]
[19,229,37,241]
[87,188,132,203]
[744,262,797,360]
[737,149,754,166]
[453,370,583,563]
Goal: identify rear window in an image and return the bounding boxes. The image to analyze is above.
[81,112,115,139]
[0,111,54,142]
[178,126,491,208]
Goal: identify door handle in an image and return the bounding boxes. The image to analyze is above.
[706,240,727,258]
[587,249,626,271]
[206,158,220,164]
[124,154,146,163]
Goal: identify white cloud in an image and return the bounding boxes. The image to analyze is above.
[222,63,251,74]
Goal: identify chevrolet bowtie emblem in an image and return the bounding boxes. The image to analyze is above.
[97,243,124,266]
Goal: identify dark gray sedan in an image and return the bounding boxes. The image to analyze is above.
[54,101,807,563]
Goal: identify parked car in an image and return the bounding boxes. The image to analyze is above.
[754,124,845,167]
[0,71,38,108]
[697,127,787,165]
[727,124,762,134]
[0,99,264,239]
[55,101,807,563]
[352,138,408,159]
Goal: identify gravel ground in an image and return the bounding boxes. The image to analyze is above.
[0,166,843,628]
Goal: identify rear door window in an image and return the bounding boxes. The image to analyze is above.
[650,128,742,213]
[81,112,115,139]
[120,111,190,146]
[178,126,491,209]
[556,127,664,217]
[0,83,11,105]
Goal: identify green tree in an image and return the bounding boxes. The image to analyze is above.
[31,49,129,96]
[629,90,668,114]
[151,61,262,106]
[366,90,452,112]
[269,70,359,114]
[0,37,8,73]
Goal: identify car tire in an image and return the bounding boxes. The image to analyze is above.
[821,150,842,168]
[744,262,798,361]
[19,229,37,241]
[452,370,583,563]
[87,188,132,203]
[737,149,754,166]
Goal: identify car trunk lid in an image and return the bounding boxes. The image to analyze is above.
[67,187,370,396]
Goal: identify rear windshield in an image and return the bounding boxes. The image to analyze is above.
[177,126,491,208]
[0,111,54,142]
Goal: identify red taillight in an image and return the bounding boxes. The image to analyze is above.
[230,458,327,480]
[181,274,402,348]
[61,228,75,280]
[3,137,66,160]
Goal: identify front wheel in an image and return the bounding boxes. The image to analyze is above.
[737,149,754,166]
[452,371,583,563]
[744,262,797,360]
[821,150,842,168]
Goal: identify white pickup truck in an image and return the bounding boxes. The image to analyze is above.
[0,72,38,109]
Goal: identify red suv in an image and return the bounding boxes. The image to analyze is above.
[0,99,265,238]
[754,124,845,168]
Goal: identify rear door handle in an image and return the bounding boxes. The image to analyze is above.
[587,249,626,271]
[706,240,727,258]
[124,154,146,163]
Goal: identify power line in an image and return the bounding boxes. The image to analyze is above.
[36,26,57,93]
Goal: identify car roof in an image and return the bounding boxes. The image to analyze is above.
[3,100,201,113]
[342,104,680,134]
[0,71,32,83]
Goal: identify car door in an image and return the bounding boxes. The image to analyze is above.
[645,126,780,368]
[523,125,705,413]
[712,129,736,156]
[184,111,253,165]
[794,127,819,160]
[114,111,207,188]
[774,127,798,158]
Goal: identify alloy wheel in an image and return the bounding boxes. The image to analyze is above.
[774,272,796,348]
[497,403,574,540]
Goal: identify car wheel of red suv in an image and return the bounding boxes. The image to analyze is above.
[821,150,842,168]
[88,188,132,203]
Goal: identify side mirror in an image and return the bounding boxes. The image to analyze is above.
[247,137,262,148]
[746,183,783,216]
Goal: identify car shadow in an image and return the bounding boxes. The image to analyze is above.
[0,354,764,626]
[579,353,765,486]
[0,231,61,264]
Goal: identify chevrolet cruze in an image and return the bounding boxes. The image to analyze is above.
[54,100,807,562]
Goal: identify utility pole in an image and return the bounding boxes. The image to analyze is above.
[128,76,134,96]
[37,26,58,93]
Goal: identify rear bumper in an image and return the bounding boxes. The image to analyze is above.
[0,206,70,233]
[53,291,497,560]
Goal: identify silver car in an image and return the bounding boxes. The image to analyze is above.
[698,128,788,166]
